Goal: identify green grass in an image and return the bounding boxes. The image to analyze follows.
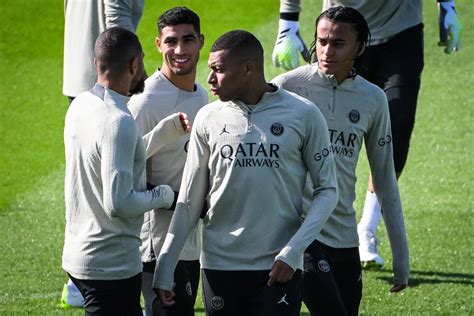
[0,0,473,314]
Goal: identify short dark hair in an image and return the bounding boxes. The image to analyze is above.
[309,6,371,61]
[158,7,201,35]
[94,27,142,75]
[210,30,264,65]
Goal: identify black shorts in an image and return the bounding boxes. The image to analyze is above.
[302,240,362,316]
[202,268,302,316]
[142,260,200,316]
[68,272,142,316]
[355,24,424,173]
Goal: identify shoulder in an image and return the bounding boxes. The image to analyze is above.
[274,88,326,125]
[272,64,315,87]
[76,90,105,106]
[195,83,208,96]
[195,99,221,119]
[193,99,231,128]
[354,75,387,105]
[129,72,179,115]
[277,87,317,111]
[195,83,210,101]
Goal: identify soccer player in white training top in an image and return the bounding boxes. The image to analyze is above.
[273,6,409,315]
[154,30,338,316]
[128,7,207,316]
[273,0,462,269]
[62,27,190,315]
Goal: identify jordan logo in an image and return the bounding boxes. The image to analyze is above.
[219,124,229,135]
[277,294,289,305]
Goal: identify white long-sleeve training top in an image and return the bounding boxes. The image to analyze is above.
[129,70,208,262]
[62,0,144,97]
[62,84,184,280]
[272,64,409,285]
[153,86,338,291]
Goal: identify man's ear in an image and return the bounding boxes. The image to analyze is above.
[155,36,162,53]
[199,34,205,49]
[354,43,365,58]
[243,60,257,77]
[130,55,139,76]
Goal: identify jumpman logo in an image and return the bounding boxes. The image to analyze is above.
[219,124,229,135]
[277,294,289,305]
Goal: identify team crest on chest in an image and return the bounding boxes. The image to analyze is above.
[348,110,360,123]
[271,122,284,136]
[211,296,224,310]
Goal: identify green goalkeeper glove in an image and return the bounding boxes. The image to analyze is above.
[272,19,310,70]
[438,1,462,54]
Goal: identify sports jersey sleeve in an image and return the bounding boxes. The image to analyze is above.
[141,113,188,159]
[101,116,174,218]
[104,0,143,32]
[365,91,409,285]
[153,111,210,291]
[129,96,155,136]
[276,104,338,270]
[280,0,301,13]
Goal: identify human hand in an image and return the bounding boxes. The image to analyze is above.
[152,185,174,209]
[272,19,310,70]
[267,260,295,286]
[389,284,407,293]
[178,112,191,132]
[153,288,176,306]
[438,1,462,54]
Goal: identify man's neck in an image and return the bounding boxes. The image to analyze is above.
[96,77,129,96]
[239,81,276,106]
[160,66,196,92]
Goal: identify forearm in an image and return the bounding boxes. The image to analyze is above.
[364,92,409,284]
[154,122,209,289]
[373,169,409,284]
[102,118,174,218]
[277,108,337,269]
[276,186,337,269]
[369,151,409,284]
[142,113,187,159]
[106,171,173,218]
[153,202,201,290]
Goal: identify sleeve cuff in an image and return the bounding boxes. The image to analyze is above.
[275,245,303,271]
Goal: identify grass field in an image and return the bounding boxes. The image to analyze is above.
[0,0,473,314]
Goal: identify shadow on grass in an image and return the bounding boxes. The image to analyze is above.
[368,268,474,287]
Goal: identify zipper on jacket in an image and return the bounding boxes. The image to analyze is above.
[238,101,253,132]
[246,111,252,132]
[329,85,337,120]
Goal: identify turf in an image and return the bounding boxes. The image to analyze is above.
[0,0,472,315]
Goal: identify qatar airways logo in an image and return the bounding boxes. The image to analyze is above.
[314,129,359,160]
[220,142,280,168]
[378,135,392,146]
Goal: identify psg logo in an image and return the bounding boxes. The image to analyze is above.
[271,122,284,136]
[318,260,331,272]
[211,296,224,310]
[348,110,360,123]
